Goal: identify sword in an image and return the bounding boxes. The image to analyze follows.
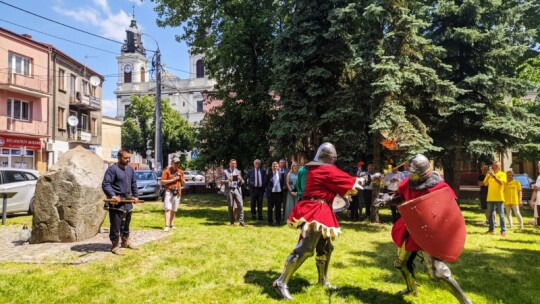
[103,199,144,204]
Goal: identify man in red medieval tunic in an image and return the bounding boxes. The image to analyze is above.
[273,142,365,300]
[374,154,471,304]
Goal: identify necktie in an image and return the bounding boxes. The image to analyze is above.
[273,172,280,192]
[256,169,260,187]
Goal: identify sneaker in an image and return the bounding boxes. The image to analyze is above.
[163,226,169,232]
[501,232,506,238]
[170,225,177,230]
[485,230,494,234]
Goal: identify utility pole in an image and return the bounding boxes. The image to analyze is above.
[155,48,163,171]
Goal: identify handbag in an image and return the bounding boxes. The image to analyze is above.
[159,187,166,200]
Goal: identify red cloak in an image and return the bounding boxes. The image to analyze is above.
[288,165,356,240]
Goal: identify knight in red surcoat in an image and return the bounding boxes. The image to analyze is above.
[272,142,364,300]
[374,154,472,304]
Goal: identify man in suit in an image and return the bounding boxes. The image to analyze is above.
[222,159,246,226]
[265,161,286,225]
[244,159,266,221]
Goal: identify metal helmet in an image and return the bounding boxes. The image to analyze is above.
[408,154,432,182]
[313,142,337,164]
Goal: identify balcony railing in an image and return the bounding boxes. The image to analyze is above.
[67,128,101,144]
[69,92,101,110]
[1,117,48,137]
[0,71,49,97]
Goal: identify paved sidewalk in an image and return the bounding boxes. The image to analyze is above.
[0,226,171,264]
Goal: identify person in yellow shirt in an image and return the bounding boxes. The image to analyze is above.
[504,171,524,229]
[483,161,507,237]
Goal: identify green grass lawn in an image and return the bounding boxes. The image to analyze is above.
[1,194,539,304]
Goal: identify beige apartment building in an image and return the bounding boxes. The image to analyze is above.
[45,47,105,166]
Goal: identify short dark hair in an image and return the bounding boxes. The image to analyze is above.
[117,148,131,158]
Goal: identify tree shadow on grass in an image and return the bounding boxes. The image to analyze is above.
[334,285,411,304]
[244,270,310,300]
[347,238,540,302]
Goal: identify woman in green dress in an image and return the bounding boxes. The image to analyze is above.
[284,162,300,220]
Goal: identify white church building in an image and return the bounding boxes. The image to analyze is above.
[114,18,215,126]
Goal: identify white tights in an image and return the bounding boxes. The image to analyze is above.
[505,205,523,229]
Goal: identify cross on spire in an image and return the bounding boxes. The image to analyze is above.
[132,4,135,19]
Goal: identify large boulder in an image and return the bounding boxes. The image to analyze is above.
[31,146,107,243]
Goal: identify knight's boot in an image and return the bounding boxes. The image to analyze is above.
[316,256,337,290]
[121,236,139,250]
[426,256,472,304]
[111,239,123,255]
[273,252,309,300]
[394,245,417,296]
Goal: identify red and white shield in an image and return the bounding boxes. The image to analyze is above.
[398,187,466,262]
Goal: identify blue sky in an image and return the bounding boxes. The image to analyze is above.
[0,0,191,117]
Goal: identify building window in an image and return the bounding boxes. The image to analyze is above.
[57,107,65,130]
[58,69,65,91]
[196,59,204,78]
[70,74,77,99]
[82,80,89,96]
[8,52,32,76]
[141,67,146,82]
[91,117,98,135]
[124,72,132,83]
[7,99,31,121]
[89,84,96,97]
[197,100,203,112]
[80,114,89,131]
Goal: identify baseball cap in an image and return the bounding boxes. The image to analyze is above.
[172,156,181,163]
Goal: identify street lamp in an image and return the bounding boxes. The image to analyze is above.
[143,33,163,172]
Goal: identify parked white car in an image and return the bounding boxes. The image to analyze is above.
[0,168,40,215]
[184,170,204,181]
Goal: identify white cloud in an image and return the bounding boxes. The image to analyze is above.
[102,98,117,117]
[53,1,132,42]
[93,0,111,15]
[127,0,145,6]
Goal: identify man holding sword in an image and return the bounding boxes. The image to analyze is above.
[102,148,140,255]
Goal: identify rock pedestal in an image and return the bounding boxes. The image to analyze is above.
[31,146,107,243]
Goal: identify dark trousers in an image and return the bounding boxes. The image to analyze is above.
[349,195,360,221]
[268,192,283,225]
[362,190,373,220]
[109,209,132,241]
[250,187,265,219]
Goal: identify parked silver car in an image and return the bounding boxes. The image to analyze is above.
[0,168,40,215]
[184,170,204,181]
[134,170,160,200]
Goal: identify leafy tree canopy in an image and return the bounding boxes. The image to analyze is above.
[121,95,195,166]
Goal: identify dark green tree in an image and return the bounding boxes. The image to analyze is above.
[428,0,538,190]
[122,95,154,155]
[348,0,461,171]
[153,0,278,169]
[270,0,368,164]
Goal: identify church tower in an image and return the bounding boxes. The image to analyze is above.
[115,15,149,118]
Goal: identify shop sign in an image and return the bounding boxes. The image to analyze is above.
[0,135,41,150]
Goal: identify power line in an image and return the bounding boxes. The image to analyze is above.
[0,0,123,45]
[0,18,119,55]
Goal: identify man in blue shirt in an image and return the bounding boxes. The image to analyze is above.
[102,148,140,255]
